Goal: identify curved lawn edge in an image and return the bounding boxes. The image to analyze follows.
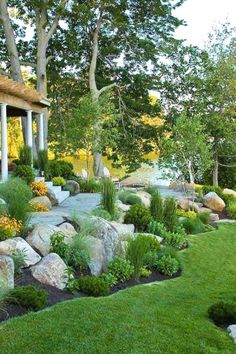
[0,224,236,354]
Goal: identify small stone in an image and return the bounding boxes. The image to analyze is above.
[116,200,130,212]
[178,198,199,212]
[66,180,80,195]
[31,253,68,290]
[228,325,236,343]
[223,188,236,198]
[30,196,52,210]
[59,222,77,239]
[209,213,219,222]
[0,256,14,288]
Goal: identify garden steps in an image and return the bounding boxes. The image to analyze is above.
[34,179,69,205]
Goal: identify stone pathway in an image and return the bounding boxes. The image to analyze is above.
[30,193,100,226]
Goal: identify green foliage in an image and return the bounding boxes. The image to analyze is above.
[91,208,112,221]
[198,212,211,225]
[19,146,32,166]
[156,255,180,276]
[108,257,134,283]
[117,190,141,205]
[0,178,32,226]
[63,184,74,195]
[163,197,177,232]
[79,178,101,193]
[148,220,187,249]
[11,250,26,275]
[101,178,116,217]
[50,232,68,259]
[181,217,214,235]
[13,165,35,184]
[126,234,160,277]
[222,193,236,207]
[52,176,66,187]
[77,276,110,297]
[202,185,224,199]
[66,234,91,270]
[226,201,236,219]
[208,301,236,326]
[150,191,163,222]
[124,204,152,232]
[0,227,15,241]
[144,186,158,196]
[48,160,74,179]
[99,273,118,287]
[138,267,152,278]
[38,150,48,173]
[7,286,47,311]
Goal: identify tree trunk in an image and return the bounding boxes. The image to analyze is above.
[213,151,219,186]
[188,160,195,184]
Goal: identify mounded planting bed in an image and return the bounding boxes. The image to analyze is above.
[0,224,236,353]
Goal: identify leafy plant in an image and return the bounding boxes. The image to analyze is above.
[50,232,68,259]
[198,212,211,224]
[48,160,74,179]
[117,190,141,205]
[201,185,224,198]
[156,255,180,276]
[163,197,177,232]
[13,165,35,184]
[6,285,47,311]
[52,176,66,187]
[99,273,118,287]
[108,257,134,283]
[38,150,48,174]
[31,181,48,196]
[79,178,101,193]
[19,146,32,166]
[176,209,197,219]
[11,250,26,275]
[91,208,112,221]
[101,178,116,217]
[138,267,152,277]
[226,201,236,219]
[77,275,110,297]
[126,234,160,277]
[30,202,49,212]
[124,204,152,231]
[150,190,163,222]
[0,178,32,228]
[144,186,158,196]
[208,301,236,326]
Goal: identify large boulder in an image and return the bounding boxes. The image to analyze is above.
[223,188,236,199]
[203,192,225,212]
[59,222,77,238]
[30,196,52,210]
[116,199,130,212]
[88,236,106,276]
[136,190,151,207]
[0,256,14,288]
[0,237,41,267]
[47,189,58,206]
[110,221,134,237]
[31,253,68,290]
[178,198,200,212]
[65,180,80,195]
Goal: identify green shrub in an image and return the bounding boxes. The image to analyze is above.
[38,150,48,174]
[156,255,180,276]
[150,190,163,222]
[7,285,47,311]
[13,165,35,184]
[108,257,134,283]
[143,251,159,269]
[226,201,236,219]
[52,176,66,187]
[126,234,160,277]
[48,160,74,179]
[162,231,187,249]
[101,178,116,217]
[11,250,26,275]
[67,233,91,270]
[126,194,142,205]
[138,267,152,277]
[197,212,211,224]
[148,220,168,237]
[19,146,32,166]
[77,276,110,296]
[163,197,177,232]
[144,186,158,196]
[181,216,212,234]
[79,178,101,193]
[208,301,236,326]
[99,273,118,287]
[50,232,68,259]
[124,204,152,232]
[0,178,32,227]
[0,227,15,241]
[222,193,236,207]
[91,208,112,221]
[148,220,187,249]
[202,185,224,199]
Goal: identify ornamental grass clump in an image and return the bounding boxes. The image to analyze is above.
[13,165,35,184]
[6,285,47,311]
[31,181,48,196]
[163,197,177,232]
[101,178,116,217]
[38,149,48,174]
[124,204,152,231]
[150,190,163,222]
[19,146,32,166]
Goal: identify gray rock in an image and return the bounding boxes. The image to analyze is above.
[136,190,151,207]
[223,188,236,198]
[228,325,236,343]
[110,221,134,237]
[26,224,62,256]
[59,222,77,239]
[30,196,52,210]
[66,180,80,195]
[0,256,14,288]
[47,189,58,206]
[209,213,219,222]
[0,237,41,267]
[203,192,225,212]
[88,236,106,276]
[116,200,130,212]
[31,253,68,290]
[178,198,200,212]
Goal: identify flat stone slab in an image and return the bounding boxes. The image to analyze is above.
[216,219,236,224]
[228,325,236,343]
[31,193,100,226]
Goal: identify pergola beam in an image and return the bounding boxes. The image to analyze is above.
[0,91,47,114]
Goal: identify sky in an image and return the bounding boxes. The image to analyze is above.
[174,0,236,47]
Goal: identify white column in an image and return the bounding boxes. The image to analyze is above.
[26,110,33,148]
[38,113,44,150]
[1,103,8,181]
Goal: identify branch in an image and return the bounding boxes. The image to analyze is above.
[46,55,53,65]
[20,61,37,68]
[98,83,116,96]
[46,0,67,42]
[218,163,236,168]
[0,69,10,77]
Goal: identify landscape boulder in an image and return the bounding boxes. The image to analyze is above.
[203,192,225,212]
[209,213,220,222]
[116,199,130,212]
[0,256,14,288]
[47,189,58,206]
[30,196,52,210]
[178,198,200,212]
[65,180,80,195]
[31,253,68,290]
[88,236,106,276]
[110,221,134,237]
[223,188,236,199]
[59,222,77,238]
[136,190,151,207]
[0,237,41,267]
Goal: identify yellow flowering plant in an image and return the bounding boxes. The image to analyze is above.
[31,181,48,197]
[0,215,22,241]
[176,209,197,219]
[30,202,49,212]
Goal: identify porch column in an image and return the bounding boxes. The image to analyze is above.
[1,103,8,181]
[38,113,44,150]
[26,110,33,148]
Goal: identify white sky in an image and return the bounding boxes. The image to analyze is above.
[174,0,236,47]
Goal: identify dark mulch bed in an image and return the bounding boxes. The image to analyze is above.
[0,269,180,323]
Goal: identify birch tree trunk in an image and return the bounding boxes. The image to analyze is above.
[213,150,219,186]
[188,160,195,184]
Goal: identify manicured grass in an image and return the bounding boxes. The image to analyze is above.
[1,224,236,353]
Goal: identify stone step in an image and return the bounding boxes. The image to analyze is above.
[48,186,62,194]
[55,190,70,204]
[35,177,45,182]
[45,181,53,188]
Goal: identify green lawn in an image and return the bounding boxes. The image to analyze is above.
[1,224,236,354]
